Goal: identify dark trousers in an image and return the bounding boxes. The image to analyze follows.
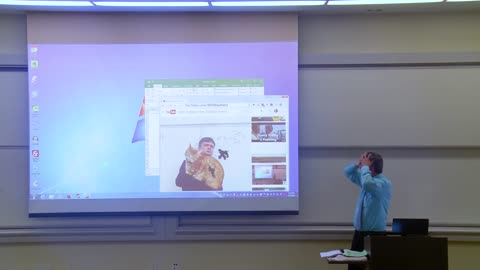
[348,230,367,270]
[348,230,386,270]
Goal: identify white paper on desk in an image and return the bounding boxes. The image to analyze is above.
[320,250,342,258]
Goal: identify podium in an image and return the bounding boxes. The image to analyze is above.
[365,235,448,270]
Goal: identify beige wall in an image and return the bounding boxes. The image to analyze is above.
[1,11,480,270]
[299,13,480,55]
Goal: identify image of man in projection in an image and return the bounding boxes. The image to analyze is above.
[176,137,224,191]
[343,152,392,270]
[251,123,261,141]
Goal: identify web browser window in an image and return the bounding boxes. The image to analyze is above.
[147,95,289,193]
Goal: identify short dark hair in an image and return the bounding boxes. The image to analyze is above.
[367,152,383,174]
[198,137,215,148]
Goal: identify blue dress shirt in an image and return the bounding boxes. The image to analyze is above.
[344,163,392,231]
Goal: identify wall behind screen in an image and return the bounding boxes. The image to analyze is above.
[1,12,480,242]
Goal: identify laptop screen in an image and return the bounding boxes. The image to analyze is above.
[392,218,429,235]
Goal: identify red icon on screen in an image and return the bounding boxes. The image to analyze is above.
[32,150,40,157]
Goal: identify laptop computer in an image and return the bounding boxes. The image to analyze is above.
[392,218,429,236]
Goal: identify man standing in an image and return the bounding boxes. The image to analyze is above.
[344,152,392,270]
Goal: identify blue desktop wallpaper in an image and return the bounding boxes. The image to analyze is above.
[28,42,298,198]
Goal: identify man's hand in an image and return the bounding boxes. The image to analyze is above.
[356,156,362,168]
[359,152,372,168]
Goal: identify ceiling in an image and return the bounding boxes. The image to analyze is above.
[0,1,480,14]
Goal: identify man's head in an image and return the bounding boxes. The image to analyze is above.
[265,124,273,134]
[252,124,260,134]
[364,152,383,175]
[198,137,215,156]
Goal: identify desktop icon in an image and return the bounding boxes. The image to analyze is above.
[31,75,38,84]
[32,150,40,157]
[30,47,38,53]
[32,136,39,142]
[31,122,40,131]
[32,105,39,112]
[31,60,39,68]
